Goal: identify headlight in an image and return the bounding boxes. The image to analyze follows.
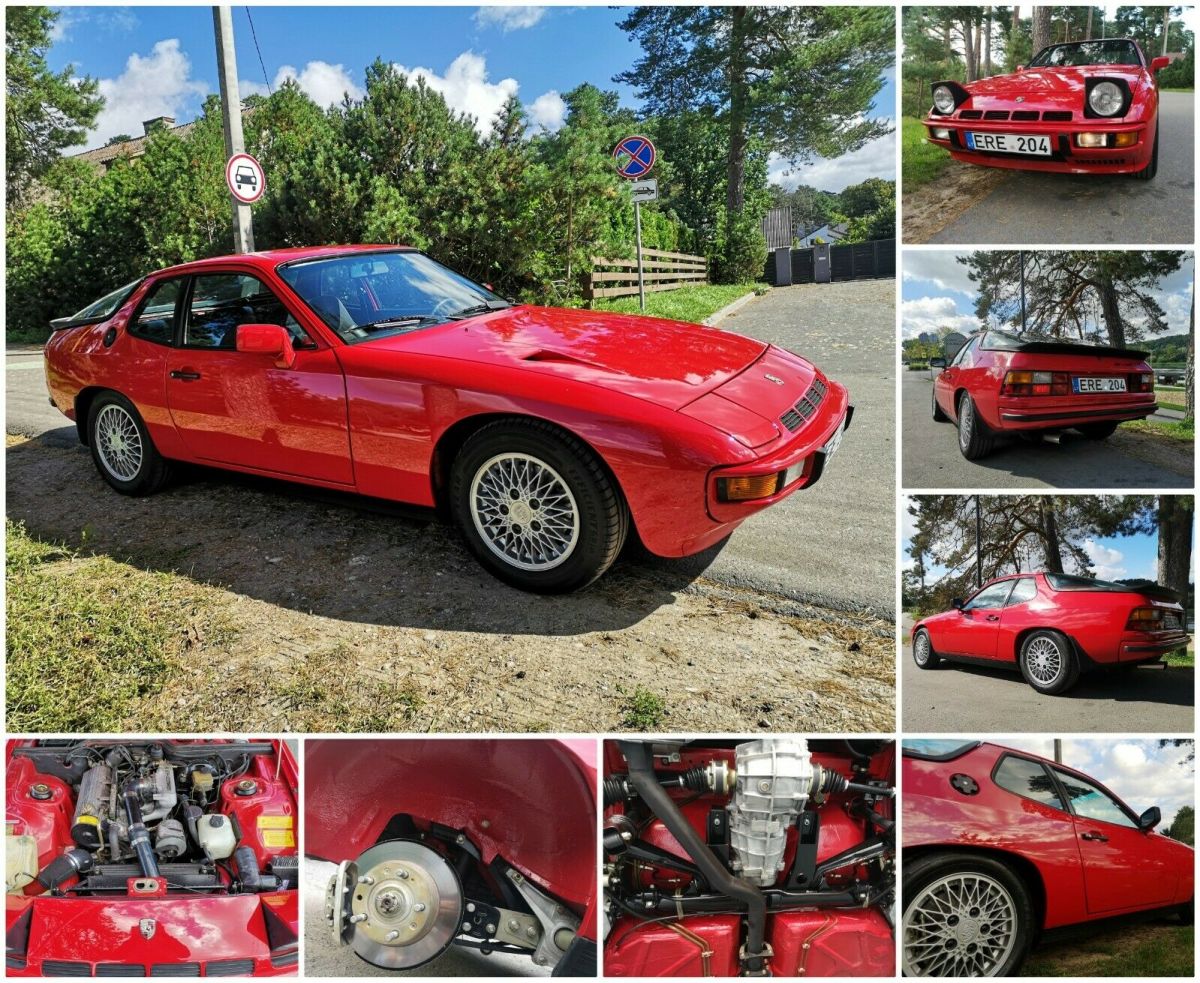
[1088,81,1124,116]
[932,85,956,114]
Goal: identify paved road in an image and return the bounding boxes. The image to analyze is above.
[5,283,896,616]
[928,91,1194,245]
[901,369,1192,489]
[899,616,1195,733]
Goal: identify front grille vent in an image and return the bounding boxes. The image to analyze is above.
[207,960,256,976]
[780,377,828,432]
[97,966,146,977]
[150,965,201,977]
[1043,110,1073,121]
[956,109,1073,122]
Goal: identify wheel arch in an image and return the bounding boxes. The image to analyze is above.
[1011,625,1084,668]
[903,843,1048,934]
[72,386,113,446]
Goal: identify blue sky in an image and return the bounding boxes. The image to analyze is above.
[901,496,1165,585]
[47,5,896,192]
[901,249,1195,340]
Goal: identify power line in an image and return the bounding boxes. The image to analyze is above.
[244,6,272,95]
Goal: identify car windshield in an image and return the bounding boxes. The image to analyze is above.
[277,250,509,343]
[1044,573,1131,591]
[1028,40,1141,68]
[66,278,142,323]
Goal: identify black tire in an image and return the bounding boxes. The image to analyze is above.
[912,628,941,669]
[450,418,629,593]
[1133,117,1159,181]
[86,391,173,496]
[932,386,949,422]
[902,851,1035,977]
[957,392,996,460]
[1179,897,1194,925]
[1075,421,1119,439]
[1017,629,1080,695]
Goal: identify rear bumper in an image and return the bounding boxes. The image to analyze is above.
[994,398,1157,429]
[924,117,1153,174]
[1116,630,1191,663]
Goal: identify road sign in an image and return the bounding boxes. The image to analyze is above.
[613,135,656,179]
[629,178,658,203]
[225,151,265,205]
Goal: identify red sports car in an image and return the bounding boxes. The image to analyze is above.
[930,329,1157,459]
[902,740,1194,977]
[924,38,1169,178]
[43,246,851,593]
[6,738,299,976]
[310,738,596,974]
[911,572,1190,694]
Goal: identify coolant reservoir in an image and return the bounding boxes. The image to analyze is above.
[6,831,39,893]
[196,814,237,860]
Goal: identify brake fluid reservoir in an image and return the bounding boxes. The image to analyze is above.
[6,831,40,893]
[196,814,237,860]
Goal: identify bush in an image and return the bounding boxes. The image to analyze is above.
[714,213,768,284]
[1159,49,1194,88]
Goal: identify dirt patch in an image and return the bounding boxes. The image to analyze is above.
[1109,428,1194,475]
[6,435,895,734]
[902,161,1010,243]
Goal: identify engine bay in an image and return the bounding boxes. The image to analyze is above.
[7,739,298,900]
[603,737,896,977]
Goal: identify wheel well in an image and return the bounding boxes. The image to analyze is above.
[904,844,1047,934]
[953,387,969,416]
[73,386,109,446]
[1011,626,1080,667]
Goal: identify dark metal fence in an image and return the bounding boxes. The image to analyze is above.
[764,238,895,285]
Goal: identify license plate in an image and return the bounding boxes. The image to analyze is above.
[1073,376,1127,393]
[822,426,844,458]
[965,132,1052,156]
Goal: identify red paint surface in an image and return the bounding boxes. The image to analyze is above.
[903,742,1194,929]
[913,572,1190,667]
[768,907,895,976]
[44,246,850,559]
[304,738,597,935]
[606,915,743,977]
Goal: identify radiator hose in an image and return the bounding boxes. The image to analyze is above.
[618,741,770,974]
[36,848,94,891]
[123,781,160,878]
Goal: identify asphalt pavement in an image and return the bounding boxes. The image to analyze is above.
[926,91,1194,245]
[901,369,1192,489]
[5,283,896,616]
[899,615,1195,733]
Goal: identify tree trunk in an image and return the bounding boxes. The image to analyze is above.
[1099,276,1127,348]
[1188,281,1195,420]
[1032,7,1051,56]
[984,8,993,76]
[725,6,748,220]
[1040,499,1065,573]
[960,19,976,81]
[974,16,983,79]
[1085,6,1093,40]
[1157,497,1192,597]
[1163,8,1171,55]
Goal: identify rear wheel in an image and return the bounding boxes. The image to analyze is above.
[957,393,996,460]
[1018,629,1080,695]
[913,628,941,669]
[450,419,629,593]
[1133,118,1159,181]
[1075,421,1119,439]
[932,386,949,422]
[87,391,173,496]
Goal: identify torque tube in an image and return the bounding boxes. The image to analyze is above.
[123,782,160,878]
[617,741,770,973]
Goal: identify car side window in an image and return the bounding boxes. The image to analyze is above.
[964,580,1014,610]
[1053,769,1139,829]
[949,337,976,368]
[1006,577,1038,606]
[185,273,311,350]
[994,755,1065,811]
[129,278,183,345]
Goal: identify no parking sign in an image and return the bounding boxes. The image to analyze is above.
[613,135,656,179]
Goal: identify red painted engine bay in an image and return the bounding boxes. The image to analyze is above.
[6,738,299,976]
[603,738,895,977]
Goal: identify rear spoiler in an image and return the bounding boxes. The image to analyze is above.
[984,337,1150,360]
[1119,580,1183,603]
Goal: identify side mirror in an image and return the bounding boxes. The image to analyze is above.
[930,357,947,368]
[1138,805,1161,830]
[1151,56,1170,73]
[1015,64,1024,72]
[951,598,965,610]
[236,323,296,369]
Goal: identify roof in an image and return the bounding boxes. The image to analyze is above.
[73,121,199,168]
[146,244,413,276]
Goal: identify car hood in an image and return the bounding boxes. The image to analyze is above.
[968,64,1144,99]
[358,305,771,412]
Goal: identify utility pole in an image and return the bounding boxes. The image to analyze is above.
[975,495,983,589]
[213,6,254,253]
[1019,249,1027,333]
[1053,739,1062,763]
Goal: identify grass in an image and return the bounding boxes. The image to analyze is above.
[1155,388,1187,411]
[1120,416,1194,442]
[6,519,226,731]
[1023,921,1192,977]
[902,116,952,193]
[592,282,767,325]
[619,685,668,730]
[1164,645,1194,668]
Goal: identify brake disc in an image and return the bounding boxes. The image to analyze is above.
[344,840,464,970]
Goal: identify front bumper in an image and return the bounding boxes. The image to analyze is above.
[924,117,1152,175]
[994,396,1157,430]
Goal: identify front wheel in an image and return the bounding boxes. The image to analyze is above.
[87,391,173,495]
[903,851,1034,977]
[1075,421,1119,439]
[1018,629,1080,695]
[450,419,629,593]
[913,628,941,669]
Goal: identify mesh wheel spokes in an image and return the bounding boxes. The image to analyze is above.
[470,453,581,571]
[904,872,1018,977]
[1026,636,1061,684]
[95,404,143,480]
[916,634,930,664]
[960,400,973,444]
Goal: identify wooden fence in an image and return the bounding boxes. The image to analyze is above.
[583,249,708,302]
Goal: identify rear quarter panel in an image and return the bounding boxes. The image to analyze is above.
[997,579,1128,663]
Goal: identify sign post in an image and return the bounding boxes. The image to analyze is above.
[213,5,255,253]
[613,135,657,312]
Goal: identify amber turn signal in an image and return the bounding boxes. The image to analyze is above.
[718,473,781,502]
[1113,131,1137,147]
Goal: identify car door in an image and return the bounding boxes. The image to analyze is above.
[936,337,977,418]
[165,270,354,485]
[996,576,1039,663]
[1052,766,1176,914]
[937,579,1014,658]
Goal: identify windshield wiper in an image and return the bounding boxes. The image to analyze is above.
[447,299,512,320]
[353,314,444,332]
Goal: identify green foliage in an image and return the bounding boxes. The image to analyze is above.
[715,211,769,285]
[5,6,102,206]
[902,116,952,193]
[619,685,667,729]
[1166,805,1195,844]
[593,283,767,323]
[1159,47,1195,88]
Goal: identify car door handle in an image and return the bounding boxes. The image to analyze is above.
[1081,831,1109,842]
[986,614,1000,621]
[170,370,201,381]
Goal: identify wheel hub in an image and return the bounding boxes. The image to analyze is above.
[470,453,581,571]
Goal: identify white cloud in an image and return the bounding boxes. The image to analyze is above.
[474,6,546,32]
[85,39,208,150]
[528,90,567,133]
[901,251,978,298]
[773,128,897,193]
[901,295,979,340]
[1081,538,1127,580]
[393,52,518,136]
[49,10,76,43]
[252,61,363,108]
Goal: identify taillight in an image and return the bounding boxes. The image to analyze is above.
[1126,606,1166,631]
[1128,373,1154,393]
[1001,370,1070,396]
